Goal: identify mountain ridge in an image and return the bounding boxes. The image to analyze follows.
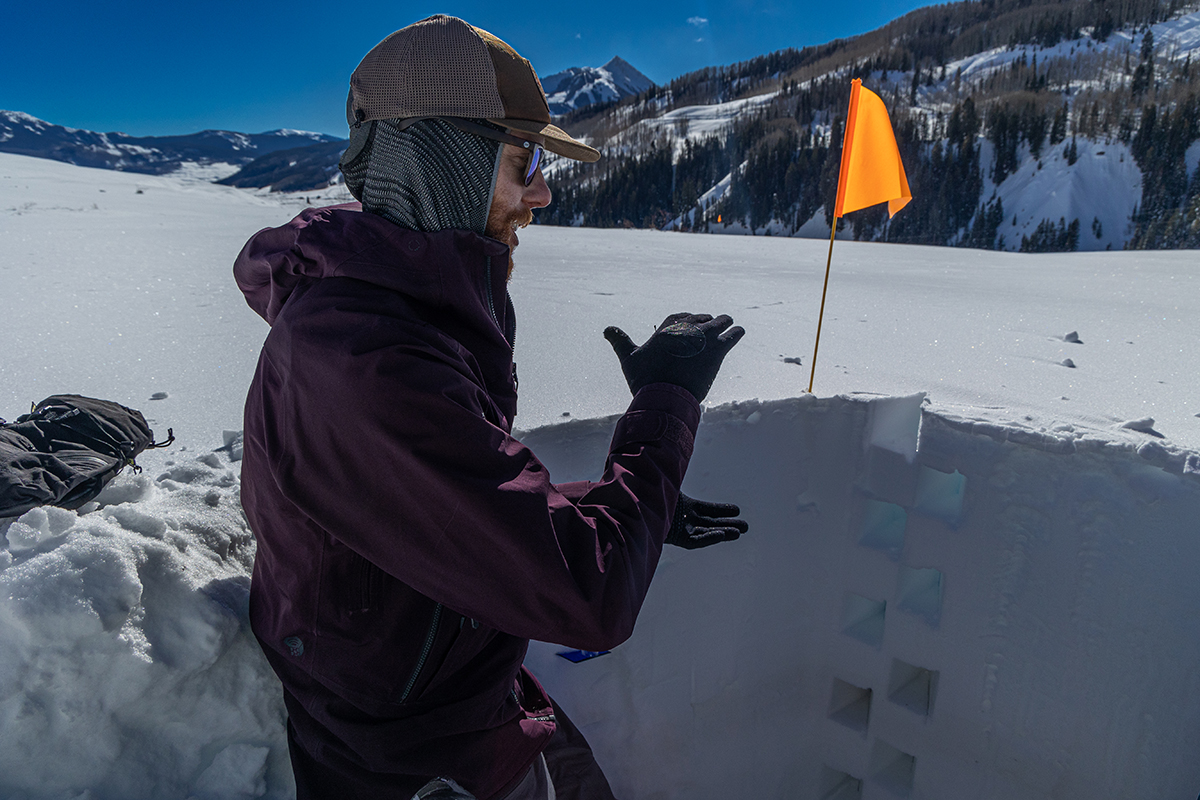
[0,110,341,175]
[9,0,1200,252]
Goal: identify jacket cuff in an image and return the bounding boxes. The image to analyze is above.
[610,383,702,459]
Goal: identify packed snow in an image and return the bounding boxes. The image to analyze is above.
[2,151,1199,799]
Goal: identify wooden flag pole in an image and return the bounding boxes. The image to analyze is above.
[807,220,838,393]
[807,78,911,395]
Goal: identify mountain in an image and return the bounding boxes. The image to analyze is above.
[0,111,342,175]
[539,0,1200,252]
[541,56,655,115]
[216,56,655,192]
[215,139,348,192]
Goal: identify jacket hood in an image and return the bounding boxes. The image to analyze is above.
[234,203,514,339]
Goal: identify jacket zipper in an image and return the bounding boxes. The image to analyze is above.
[484,257,499,335]
[358,557,374,611]
[484,257,515,352]
[400,603,443,702]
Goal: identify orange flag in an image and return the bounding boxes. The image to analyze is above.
[834,79,911,218]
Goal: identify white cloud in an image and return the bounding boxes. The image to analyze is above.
[688,16,708,26]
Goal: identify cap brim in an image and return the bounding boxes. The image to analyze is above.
[492,118,600,162]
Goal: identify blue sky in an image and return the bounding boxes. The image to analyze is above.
[5,1,933,138]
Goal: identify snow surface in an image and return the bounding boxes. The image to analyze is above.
[2,151,1200,799]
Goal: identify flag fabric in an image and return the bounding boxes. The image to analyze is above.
[833,79,911,218]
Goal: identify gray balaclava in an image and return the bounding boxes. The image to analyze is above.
[339,118,503,235]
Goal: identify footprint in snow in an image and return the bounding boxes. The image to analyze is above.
[1060,358,1076,368]
[150,392,169,400]
[1062,331,1083,344]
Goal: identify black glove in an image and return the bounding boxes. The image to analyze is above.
[604,313,745,403]
[666,493,749,549]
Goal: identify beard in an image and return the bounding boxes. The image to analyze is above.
[485,205,534,281]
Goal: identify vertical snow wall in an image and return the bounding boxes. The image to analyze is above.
[1,394,1198,799]
[521,394,1200,800]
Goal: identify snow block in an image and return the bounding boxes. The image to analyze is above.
[819,766,864,800]
[895,565,943,627]
[913,466,966,527]
[827,678,872,734]
[841,593,886,648]
[864,393,925,464]
[858,499,907,560]
[887,658,938,718]
[869,739,916,797]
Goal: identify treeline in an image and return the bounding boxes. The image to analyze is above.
[542,0,1200,251]
[560,0,1187,139]
[540,137,735,229]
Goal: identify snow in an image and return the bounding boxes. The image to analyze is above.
[980,137,1142,252]
[2,151,1200,799]
[634,91,779,148]
[542,57,654,115]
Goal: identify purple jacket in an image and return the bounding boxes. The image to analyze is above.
[235,205,701,799]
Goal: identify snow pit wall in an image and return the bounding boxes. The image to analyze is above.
[522,394,1200,800]
[1,395,1198,799]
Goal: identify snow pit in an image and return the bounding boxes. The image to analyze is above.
[2,392,1199,800]
[523,395,1200,800]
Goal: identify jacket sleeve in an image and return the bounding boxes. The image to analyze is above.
[258,306,700,651]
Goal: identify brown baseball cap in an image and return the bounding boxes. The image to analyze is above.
[347,15,600,163]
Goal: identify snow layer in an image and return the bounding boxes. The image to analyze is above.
[3,152,1200,799]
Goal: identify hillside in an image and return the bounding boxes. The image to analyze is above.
[541,0,1200,252]
[0,110,340,176]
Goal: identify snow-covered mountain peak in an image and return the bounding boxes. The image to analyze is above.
[542,57,654,115]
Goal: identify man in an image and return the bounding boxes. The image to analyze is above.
[235,15,747,800]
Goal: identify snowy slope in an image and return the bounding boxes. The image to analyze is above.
[571,10,1200,248]
[982,137,1141,251]
[2,154,1200,799]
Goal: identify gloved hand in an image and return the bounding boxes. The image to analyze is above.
[666,493,749,549]
[604,313,745,403]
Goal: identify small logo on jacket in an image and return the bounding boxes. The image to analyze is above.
[284,636,304,657]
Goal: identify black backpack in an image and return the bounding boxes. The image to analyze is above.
[0,394,173,518]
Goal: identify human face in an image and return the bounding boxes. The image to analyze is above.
[485,142,552,280]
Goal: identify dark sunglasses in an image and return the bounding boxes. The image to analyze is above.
[396,116,547,186]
